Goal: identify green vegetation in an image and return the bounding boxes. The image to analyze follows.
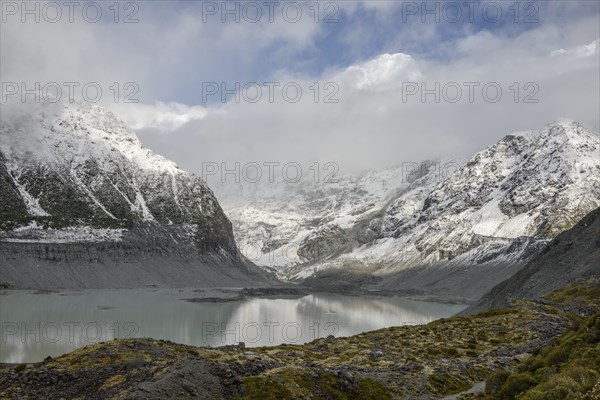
[430,372,472,395]
[240,369,392,400]
[13,364,27,373]
[547,283,600,305]
[483,312,600,400]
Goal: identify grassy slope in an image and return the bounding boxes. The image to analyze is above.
[476,283,600,400]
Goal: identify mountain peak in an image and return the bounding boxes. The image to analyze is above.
[546,118,577,128]
[0,100,228,234]
[1,100,184,177]
[544,119,592,137]
[508,119,590,140]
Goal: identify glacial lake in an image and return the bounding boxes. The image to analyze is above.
[0,289,466,363]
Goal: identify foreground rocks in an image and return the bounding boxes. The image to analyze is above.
[1,281,598,399]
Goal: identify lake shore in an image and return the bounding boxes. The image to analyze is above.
[2,281,597,399]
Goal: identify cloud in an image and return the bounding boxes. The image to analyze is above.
[2,1,599,177]
[550,39,599,58]
[111,102,208,131]
[339,53,424,91]
[132,27,599,175]
[0,1,326,103]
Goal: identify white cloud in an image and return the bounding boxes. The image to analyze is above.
[111,102,208,131]
[340,53,424,91]
[550,38,599,58]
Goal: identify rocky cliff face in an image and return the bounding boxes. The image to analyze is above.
[0,101,269,289]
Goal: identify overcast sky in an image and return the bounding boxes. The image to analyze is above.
[2,0,599,176]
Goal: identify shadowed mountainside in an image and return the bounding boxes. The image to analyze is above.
[464,206,600,315]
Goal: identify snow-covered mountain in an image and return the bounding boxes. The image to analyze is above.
[1,102,231,246]
[0,101,269,289]
[212,165,417,268]
[214,120,600,301]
